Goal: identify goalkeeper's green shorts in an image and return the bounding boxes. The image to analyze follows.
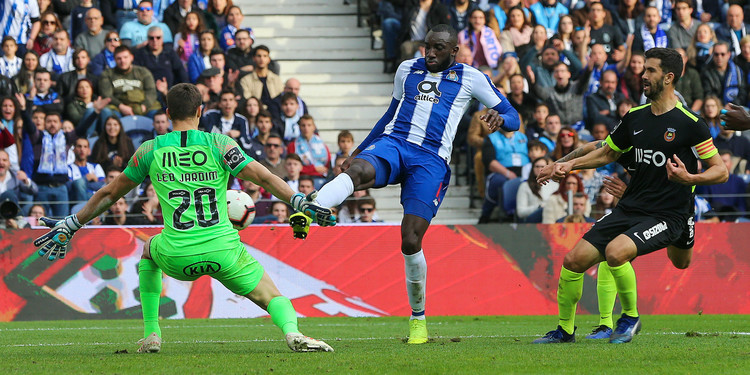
[149,234,265,296]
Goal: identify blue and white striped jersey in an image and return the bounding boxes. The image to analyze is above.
[383,58,519,162]
[0,0,39,44]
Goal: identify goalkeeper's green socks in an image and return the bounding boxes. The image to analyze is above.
[596,262,617,328]
[609,262,639,318]
[138,259,162,339]
[267,296,300,335]
[557,266,584,335]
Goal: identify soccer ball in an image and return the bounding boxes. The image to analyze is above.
[226,190,256,230]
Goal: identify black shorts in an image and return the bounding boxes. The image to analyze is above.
[669,215,695,250]
[582,206,688,257]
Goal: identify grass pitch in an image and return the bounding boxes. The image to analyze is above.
[1,315,748,374]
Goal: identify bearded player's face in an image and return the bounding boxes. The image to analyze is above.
[424,31,458,73]
[642,57,666,99]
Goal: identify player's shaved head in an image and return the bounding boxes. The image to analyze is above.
[167,83,203,121]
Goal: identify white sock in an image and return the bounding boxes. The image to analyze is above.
[316,173,354,208]
[404,250,427,319]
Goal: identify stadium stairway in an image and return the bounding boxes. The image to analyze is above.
[240,0,481,224]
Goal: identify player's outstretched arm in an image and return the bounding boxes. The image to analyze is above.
[666,153,729,186]
[237,160,296,203]
[540,143,621,184]
[537,141,607,184]
[34,172,139,261]
[720,104,750,131]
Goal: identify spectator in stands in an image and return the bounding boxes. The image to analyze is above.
[32,12,60,56]
[667,0,698,50]
[579,164,604,203]
[716,4,750,56]
[57,48,98,103]
[254,109,283,147]
[1,97,20,169]
[195,67,223,109]
[91,31,122,76]
[284,153,303,193]
[120,0,174,49]
[90,116,135,171]
[525,45,581,89]
[612,0,643,37]
[520,140,549,180]
[447,0,477,33]
[702,96,724,139]
[269,201,289,223]
[173,11,205,67]
[0,0,40,55]
[493,52,523,93]
[104,197,140,225]
[516,25,549,69]
[218,6,248,51]
[697,150,747,221]
[206,0,232,33]
[260,133,287,179]
[129,180,163,224]
[500,7,533,54]
[551,126,582,161]
[0,149,38,210]
[164,0,214,38]
[40,30,75,78]
[378,0,405,73]
[587,2,624,61]
[1,38,22,78]
[557,192,596,223]
[584,43,625,101]
[298,175,316,196]
[209,50,240,96]
[226,29,255,78]
[674,48,704,112]
[70,0,95,43]
[525,102,549,141]
[240,45,282,109]
[458,8,502,69]
[288,115,330,185]
[270,78,308,120]
[586,69,623,131]
[67,137,105,209]
[530,0,568,38]
[714,126,750,170]
[27,69,63,114]
[467,107,494,197]
[542,173,590,223]
[529,62,585,128]
[338,189,370,223]
[617,52,644,102]
[479,126,529,223]
[592,183,619,220]
[188,30,216,83]
[276,92,301,143]
[335,130,354,160]
[701,42,747,106]
[240,96,261,136]
[134,26,188,90]
[687,23,716,72]
[75,9,107,59]
[397,0,449,63]
[331,154,347,178]
[538,113,561,152]
[516,156,557,223]
[149,110,171,140]
[15,52,38,96]
[99,45,161,117]
[26,111,77,217]
[64,80,112,136]
[356,197,383,223]
[632,6,670,53]
[201,90,258,157]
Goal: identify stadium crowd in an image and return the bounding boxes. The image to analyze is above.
[372,0,750,223]
[2,0,750,227]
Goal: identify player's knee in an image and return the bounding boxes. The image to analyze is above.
[562,252,588,273]
[669,254,691,269]
[604,248,630,267]
[401,232,422,254]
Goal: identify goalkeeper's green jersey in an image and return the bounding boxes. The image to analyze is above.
[123,130,253,257]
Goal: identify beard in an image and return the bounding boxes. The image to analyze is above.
[644,79,665,100]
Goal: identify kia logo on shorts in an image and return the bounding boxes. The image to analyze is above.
[183,261,222,276]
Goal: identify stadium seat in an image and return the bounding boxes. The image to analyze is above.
[502,177,524,220]
[120,115,154,148]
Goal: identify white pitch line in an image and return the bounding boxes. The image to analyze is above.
[0,322,401,332]
[2,332,748,348]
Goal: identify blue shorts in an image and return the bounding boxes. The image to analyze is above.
[356,136,450,221]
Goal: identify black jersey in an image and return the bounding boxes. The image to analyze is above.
[606,101,717,218]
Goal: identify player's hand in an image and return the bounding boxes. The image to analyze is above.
[481,109,505,132]
[666,154,693,185]
[536,162,557,185]
[552,162,573,182]
[33,215,83,261]
[720,104,750,131]
[602,175,627,199]
[290,192,337,227]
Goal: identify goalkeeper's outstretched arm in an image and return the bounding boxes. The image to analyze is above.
[75,173,140,224]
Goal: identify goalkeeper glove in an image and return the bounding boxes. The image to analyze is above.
[290,191,337,227]
[33,215,83,261]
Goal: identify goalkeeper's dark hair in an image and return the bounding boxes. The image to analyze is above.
[644,47,683,83]
[166,83,203,121]
[428,24,458,45]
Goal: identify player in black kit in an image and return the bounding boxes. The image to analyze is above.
[533,48,728,345]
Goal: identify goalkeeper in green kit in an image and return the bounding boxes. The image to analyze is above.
[33,84,336,353]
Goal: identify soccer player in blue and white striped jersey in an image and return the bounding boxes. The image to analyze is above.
[312,24,520,344]
[0,0,41,53]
